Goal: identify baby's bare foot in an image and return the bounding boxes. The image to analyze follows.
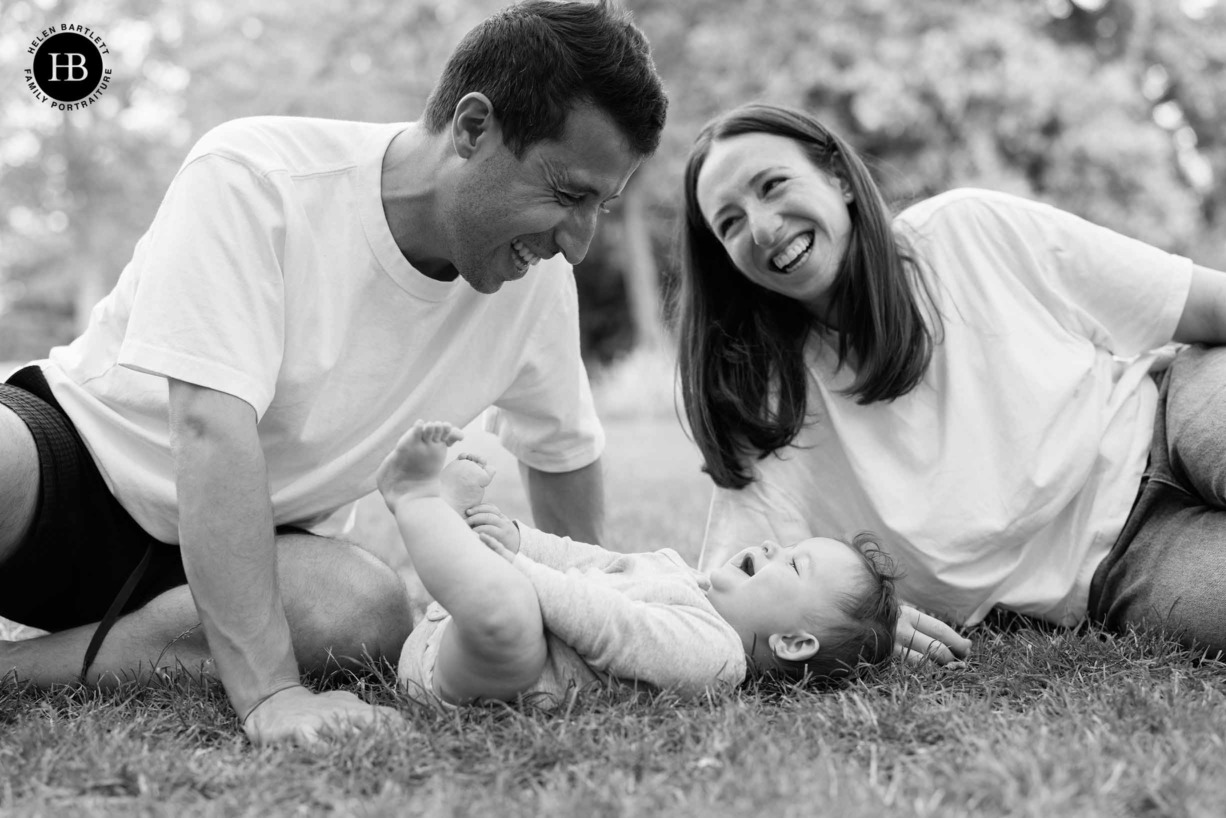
[441,453,496,514]
[376,420,464,505]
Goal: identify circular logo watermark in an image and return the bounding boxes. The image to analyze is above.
[24,24,112,110]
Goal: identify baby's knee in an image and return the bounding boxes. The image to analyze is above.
[455,579,544,664]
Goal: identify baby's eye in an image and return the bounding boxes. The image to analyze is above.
[790,558,799,575]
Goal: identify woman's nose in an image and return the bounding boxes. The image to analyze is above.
[749,209,782,246]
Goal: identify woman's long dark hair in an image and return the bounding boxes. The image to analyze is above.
[675,104,937,489]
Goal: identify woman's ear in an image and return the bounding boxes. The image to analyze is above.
[838,176,854,204]
[768,631,819,662]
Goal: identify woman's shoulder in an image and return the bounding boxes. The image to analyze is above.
[895,188,1040,230]
[894,189,1071,255]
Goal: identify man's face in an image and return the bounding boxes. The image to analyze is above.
[446,104,643,294]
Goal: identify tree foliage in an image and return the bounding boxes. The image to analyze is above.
[1,0,1223,363]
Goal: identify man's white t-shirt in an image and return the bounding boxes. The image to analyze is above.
[40,116,603,543]
[702,189,1192,627]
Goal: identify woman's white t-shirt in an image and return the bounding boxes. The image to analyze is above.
[702,189,1192,626]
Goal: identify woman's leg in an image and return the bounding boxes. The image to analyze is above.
[1090,346,1226,655]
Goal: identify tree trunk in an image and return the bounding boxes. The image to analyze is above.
[620,176,666,351]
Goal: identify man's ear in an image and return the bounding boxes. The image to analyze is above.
[769,631,819,662]
[452,92,500,159]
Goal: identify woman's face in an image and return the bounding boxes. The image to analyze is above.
[695,132,852,321]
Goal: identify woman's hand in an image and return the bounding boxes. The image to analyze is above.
[894,604,972,667]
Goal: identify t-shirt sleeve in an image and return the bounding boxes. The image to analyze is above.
[117,154,286,417]
[928,192,1192,357]
[512,556,747,693]
[517,522,622,570]
[485,267,605,472]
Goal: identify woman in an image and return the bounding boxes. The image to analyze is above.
[676,103,1226,664]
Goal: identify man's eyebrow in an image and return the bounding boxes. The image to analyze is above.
[551,163,624,200]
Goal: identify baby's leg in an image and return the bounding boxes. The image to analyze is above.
[377,422,546,703]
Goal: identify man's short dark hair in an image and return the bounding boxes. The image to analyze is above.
[424,0,667,157]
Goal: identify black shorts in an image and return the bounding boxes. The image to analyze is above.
[0,365,187,632]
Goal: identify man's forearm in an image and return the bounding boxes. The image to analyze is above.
[169,382,299,720]
[520,458,605,544]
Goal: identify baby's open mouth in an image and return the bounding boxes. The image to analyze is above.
[738,553,756,577]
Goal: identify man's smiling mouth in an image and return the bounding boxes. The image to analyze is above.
[511,238,542,274]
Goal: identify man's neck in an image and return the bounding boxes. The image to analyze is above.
[380,123,456,279]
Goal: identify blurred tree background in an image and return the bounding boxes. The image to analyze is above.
[1,0,1224,367]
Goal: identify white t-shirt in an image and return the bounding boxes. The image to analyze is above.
[41,116,603,543]
[701,189,1192,627]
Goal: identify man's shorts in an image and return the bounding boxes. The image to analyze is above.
[0,365,187,633]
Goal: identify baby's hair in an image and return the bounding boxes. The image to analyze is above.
[768,531,900,686]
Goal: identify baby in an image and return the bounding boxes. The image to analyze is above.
[377,421,899,706]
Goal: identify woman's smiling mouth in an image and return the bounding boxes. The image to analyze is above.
[771,232,813,274]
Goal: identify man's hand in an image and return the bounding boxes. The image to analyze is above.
[894,604,972,667]
[243,685,400,746]
[465,503,521,554]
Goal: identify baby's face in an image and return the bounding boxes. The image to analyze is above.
[707,537,866,658]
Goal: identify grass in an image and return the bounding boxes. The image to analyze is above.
[4,353,1226,816]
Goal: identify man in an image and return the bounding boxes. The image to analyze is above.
[0,0,667,745]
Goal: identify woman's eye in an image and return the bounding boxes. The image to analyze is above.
[717,215,740,237]
[763,177,784,195]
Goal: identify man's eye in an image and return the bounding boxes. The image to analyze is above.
[557,191,582,206]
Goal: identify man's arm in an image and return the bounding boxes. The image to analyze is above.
[519,457,605,544]
[168,380,389,744]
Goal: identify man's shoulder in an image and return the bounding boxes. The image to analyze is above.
[184,116,405,178]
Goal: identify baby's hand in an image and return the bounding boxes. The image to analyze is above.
[465,503,520,555]
[477,532,516,563]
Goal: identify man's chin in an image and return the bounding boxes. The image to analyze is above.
[458,269,503,295]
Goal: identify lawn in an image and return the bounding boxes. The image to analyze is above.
[4,364,1226,817]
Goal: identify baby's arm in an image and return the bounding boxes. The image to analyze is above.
[476,540,745,694]
[377,422,546,703]
[464,504,622,571]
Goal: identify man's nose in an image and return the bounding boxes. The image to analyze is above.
[556,204,600,265]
